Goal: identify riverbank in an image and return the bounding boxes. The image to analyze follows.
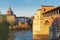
[0,21,9,40]
[9,26,32,31]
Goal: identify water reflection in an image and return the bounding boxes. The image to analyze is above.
[33,35,48,40]
[8,30,48,40]
[8,30,32,40]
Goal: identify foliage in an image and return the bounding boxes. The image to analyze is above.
[0,18,9,40]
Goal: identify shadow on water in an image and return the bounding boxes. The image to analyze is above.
[0,29,9,40]
[0,21,9,40]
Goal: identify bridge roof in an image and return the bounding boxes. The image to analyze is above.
[42,6,60,15]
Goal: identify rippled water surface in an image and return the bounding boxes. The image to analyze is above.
[8,30,48,40]
[8,30,32,40]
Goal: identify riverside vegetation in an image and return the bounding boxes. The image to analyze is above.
[0,14,9,40]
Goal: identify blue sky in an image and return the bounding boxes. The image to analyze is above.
[0,0,60,17]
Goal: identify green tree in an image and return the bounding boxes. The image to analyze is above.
[0,14,9,40]
[0,21,9,40]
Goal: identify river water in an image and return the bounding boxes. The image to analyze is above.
[8,30,32,40]
[7,30,48,40]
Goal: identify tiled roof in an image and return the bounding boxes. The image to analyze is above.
[42,6,60,15]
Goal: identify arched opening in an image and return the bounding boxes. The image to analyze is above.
[44,20,50,25]
[44,8,46,12]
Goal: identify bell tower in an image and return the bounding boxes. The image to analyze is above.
[6,6,16,24]
[6,6,13,15]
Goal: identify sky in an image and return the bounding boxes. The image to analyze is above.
[0,0,60,17]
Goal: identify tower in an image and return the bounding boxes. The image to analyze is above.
[6,6,13,15]
[6,6,16,24]
[33,9,41,35]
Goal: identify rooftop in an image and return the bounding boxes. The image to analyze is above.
[42,6,60,15]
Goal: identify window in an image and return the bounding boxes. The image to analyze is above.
[44,8,46,11]
[37,15,40,18]
[51,17,54,19]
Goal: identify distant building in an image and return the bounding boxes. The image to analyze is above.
[16,17,32,29]
[16,17,27,23]
[4,6,32,29]
[5,7,16,24]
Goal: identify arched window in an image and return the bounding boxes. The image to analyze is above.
[44,20,50,25]
[51,17,54,19]
[37,15,39,18]
[44,8,46,11]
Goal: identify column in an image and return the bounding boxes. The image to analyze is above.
[58,9,59,14]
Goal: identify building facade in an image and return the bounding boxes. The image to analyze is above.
[33,5,60,35]
[16,17,32,29]
[5,7,32,29]
[5,7,17,29]
[6,7,16,24]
